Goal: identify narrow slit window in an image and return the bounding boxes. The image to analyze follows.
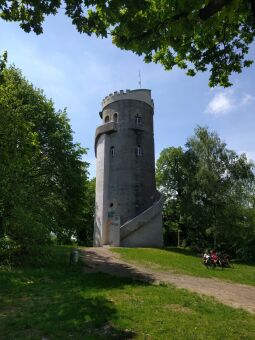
[136,145,142,157]
[113,113,118,122]
[105,115,110,123]
[110,146,115,157]
[135,114,142,126]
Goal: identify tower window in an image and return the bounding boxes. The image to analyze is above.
[110,146,115,157]
[135,114,142,126]
[113,112,118,122]
[105,115,110,123]
[136,145,142,156]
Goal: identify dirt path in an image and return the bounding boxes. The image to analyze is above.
[79,247,255,314]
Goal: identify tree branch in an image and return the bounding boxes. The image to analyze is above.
[198,0,233,20]
[115,0,234,44]
[250,0,255,23]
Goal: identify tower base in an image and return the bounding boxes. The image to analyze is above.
[119,193,163,248]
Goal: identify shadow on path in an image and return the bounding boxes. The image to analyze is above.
[80,247,255,314]
[80,248,156,284]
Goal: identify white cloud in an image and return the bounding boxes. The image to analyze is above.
[205,91,234,115]
[205,91,255,116]
[241,94,255,105]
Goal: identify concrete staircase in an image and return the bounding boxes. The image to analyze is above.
[120,191,163,247]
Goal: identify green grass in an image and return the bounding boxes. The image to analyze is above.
[112,247,255,286]
[1,246,255,339]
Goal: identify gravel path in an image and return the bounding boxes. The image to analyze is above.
[79,247,255,314]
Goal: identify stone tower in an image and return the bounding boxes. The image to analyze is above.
[94,89,163,247]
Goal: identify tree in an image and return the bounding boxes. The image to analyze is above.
[0,51,7,83]
[1,1,255,86]
[156,127,255,258]
[156,147,195,245]
[76,178,95,246]
[0,63,91,262]
[186,128,254,252]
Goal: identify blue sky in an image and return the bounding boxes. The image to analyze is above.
[1,12,255,178]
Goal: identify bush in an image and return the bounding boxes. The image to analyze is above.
[0,235,19,265]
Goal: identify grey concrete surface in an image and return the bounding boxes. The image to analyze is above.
[94,89,163,247]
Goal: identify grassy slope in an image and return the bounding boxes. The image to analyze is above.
[0,246,254,339]
[112,247,255,286]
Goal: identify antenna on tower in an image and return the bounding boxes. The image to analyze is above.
[138,70,142,88]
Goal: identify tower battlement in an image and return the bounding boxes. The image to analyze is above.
[102,89,154,110]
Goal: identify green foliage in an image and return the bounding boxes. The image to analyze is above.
[0,50,7,83]
[76,178,95,246]
[1,1,255,86]
[113,247,255,286]
[156,127,255,259]
[1,246,255,339]
[0,64,93,263]
[0,235,19,265]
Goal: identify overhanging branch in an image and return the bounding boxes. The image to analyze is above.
[115,0,234,44]
[198,0,233,20]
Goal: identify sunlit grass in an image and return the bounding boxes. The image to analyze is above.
[0,246,255,339]
[112,247,255,286]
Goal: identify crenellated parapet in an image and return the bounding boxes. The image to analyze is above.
[101,89,154,111]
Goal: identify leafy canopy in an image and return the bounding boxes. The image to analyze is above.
[156,127,255,259]
[0,1,255,86]
[0,57,93,263]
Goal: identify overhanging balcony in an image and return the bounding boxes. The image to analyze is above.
[94,122,118,156]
